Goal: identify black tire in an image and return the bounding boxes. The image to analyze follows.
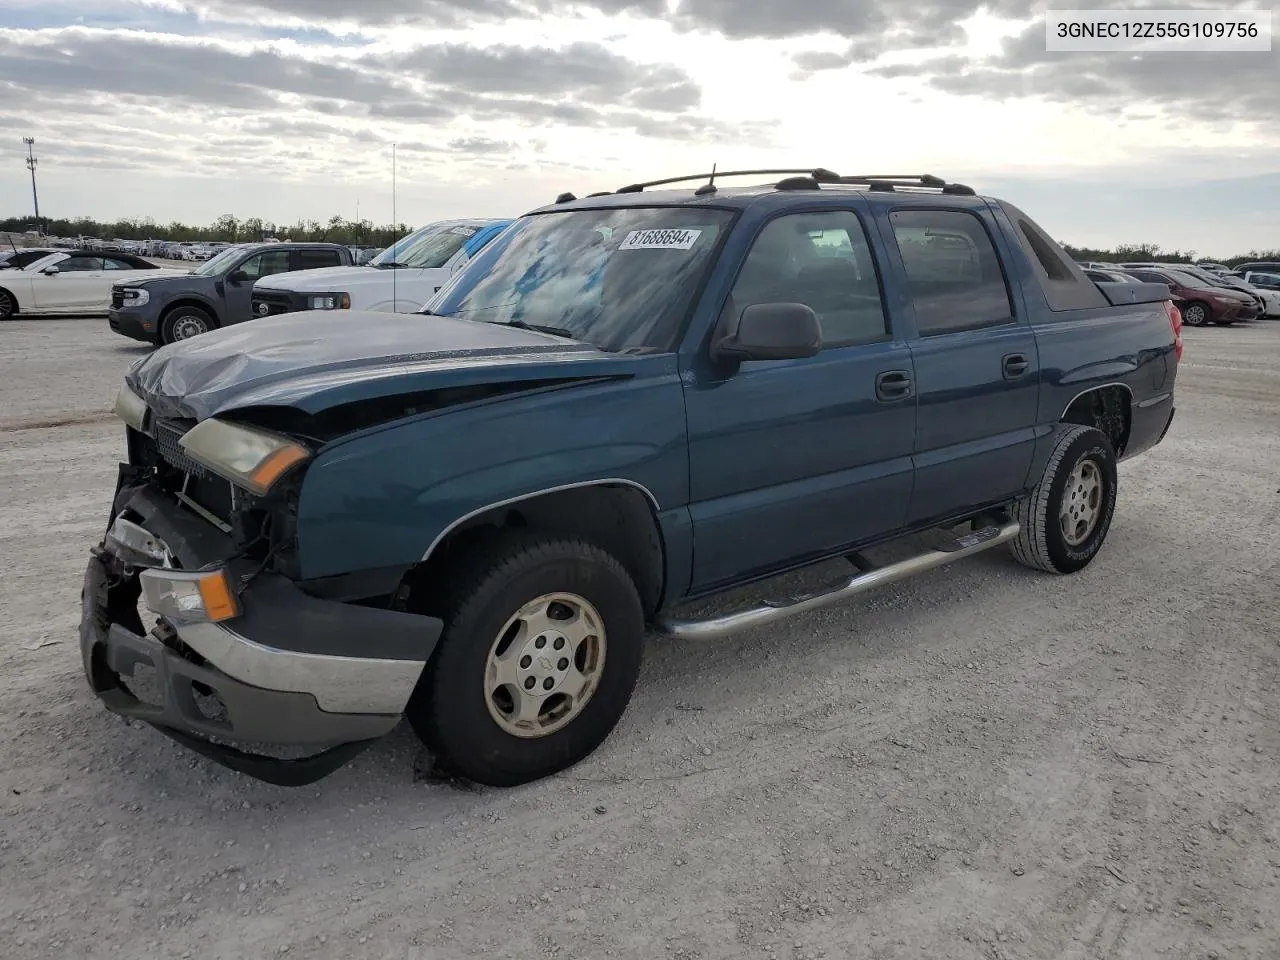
[1011,424,1118,574]
[0,287,16,320]
[160,306,216,344]
[406,530,646,787]
[1181,301,1211,327]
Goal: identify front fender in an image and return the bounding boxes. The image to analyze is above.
[292,356,690,582]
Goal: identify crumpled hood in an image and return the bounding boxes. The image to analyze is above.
[127,309,633,421]
[254,264,446,294]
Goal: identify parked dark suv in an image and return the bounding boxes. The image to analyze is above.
[109,242,354,345]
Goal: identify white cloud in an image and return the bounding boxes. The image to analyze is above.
[0,0,1275,253]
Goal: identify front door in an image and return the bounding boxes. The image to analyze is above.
[36,254,107,311]
[683,206,918,592]
[224,249,293,321]
[883,207,1040,526]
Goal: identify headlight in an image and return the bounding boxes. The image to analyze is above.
[119,287,149,306]
[140,568,240,623]
[309,293,351,310]
[113,383,149,431]
[179,418,311,495]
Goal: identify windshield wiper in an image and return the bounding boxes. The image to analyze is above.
[375,261,410,269]
[504,319,577,339]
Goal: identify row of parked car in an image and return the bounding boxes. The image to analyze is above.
[11,234,387,265]
[1078,260,1280,325]
[0,223,455,331]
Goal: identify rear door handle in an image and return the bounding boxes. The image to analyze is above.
[1002,353,1030,379]
[875,369,913,401]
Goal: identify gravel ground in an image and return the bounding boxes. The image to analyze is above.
[2,317,1278,960]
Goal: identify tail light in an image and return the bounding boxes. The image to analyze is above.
[1165,300,1183,362]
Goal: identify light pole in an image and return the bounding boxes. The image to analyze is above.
[23,137,41,232]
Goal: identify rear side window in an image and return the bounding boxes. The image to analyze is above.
[292,249,343,271]
[889,209,1013,336]
[1002,203,1108,311]
[728,210,888,347]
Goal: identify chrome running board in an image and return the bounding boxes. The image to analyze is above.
[655,520,1021,641]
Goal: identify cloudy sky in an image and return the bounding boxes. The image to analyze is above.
[0,0,1276,254]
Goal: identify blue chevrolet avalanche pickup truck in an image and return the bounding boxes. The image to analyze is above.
[82,169,1181,787]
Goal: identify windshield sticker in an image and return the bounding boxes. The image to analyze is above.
[618,228,702,251]
[450,226,478,236]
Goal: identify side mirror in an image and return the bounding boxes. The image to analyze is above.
[711,302,822,363]
[41,265,59,276]
[226,270,249,284]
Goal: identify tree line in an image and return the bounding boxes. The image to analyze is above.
[1059,241,1280,268]
[3,213,1277,267]
[1,213,412,246]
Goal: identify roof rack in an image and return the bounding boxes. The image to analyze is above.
[609,168,974,197]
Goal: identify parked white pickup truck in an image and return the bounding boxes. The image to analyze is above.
[249,219,511,318]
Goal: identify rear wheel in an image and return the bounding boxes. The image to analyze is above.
[1011,424,1118,574]
[0,287,15,320]
[406,530,646,787]
[160,306,215,344]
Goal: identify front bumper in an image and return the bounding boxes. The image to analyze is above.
[78,466,443,785]
[108,306,158,343]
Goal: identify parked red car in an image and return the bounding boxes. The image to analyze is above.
[1127,267,1259,326]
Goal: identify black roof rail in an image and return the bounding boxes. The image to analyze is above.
[615,168,841,193]
[610,169,976,197]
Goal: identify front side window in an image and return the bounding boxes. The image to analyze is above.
[238,251,292,279]
[889,209,1014,335]
[727,210,888,347]
[54,256,103,272]
[426,207,734,353]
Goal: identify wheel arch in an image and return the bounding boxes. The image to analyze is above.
[402,480,666,618]
[1060,382,1133,456]
[159,297,221,326]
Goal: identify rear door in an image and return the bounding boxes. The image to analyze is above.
[682,204,918,591]
[883,207,1040,526]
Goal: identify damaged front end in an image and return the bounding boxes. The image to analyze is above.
[79,386,443,786]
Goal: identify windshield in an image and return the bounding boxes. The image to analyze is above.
[1167,270,1209,288]
[425,207,734,353]
[371,223,479,269]
[193,245,247,276]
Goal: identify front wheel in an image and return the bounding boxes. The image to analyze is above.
[160,306,215,344]
[0,287,15,320]
[1011,424,1118,574]
[406,531,645,786]
[1181,301,1211,327]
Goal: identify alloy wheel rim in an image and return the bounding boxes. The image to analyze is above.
[483,592,606,739]
[1060,458,1103,547]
